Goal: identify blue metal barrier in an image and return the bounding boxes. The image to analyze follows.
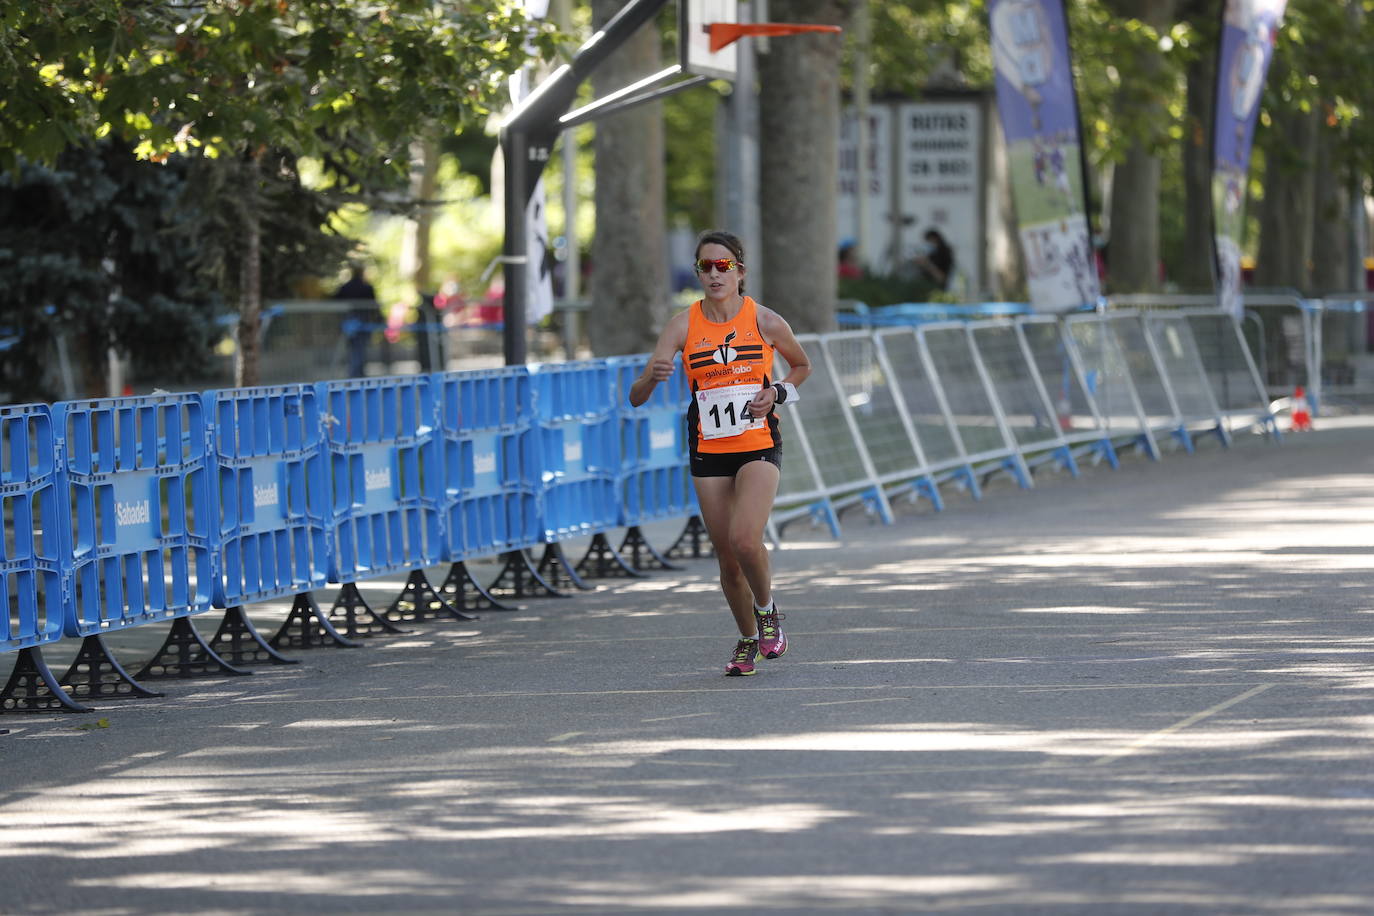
[54,393,217,635]
[609,355,695,525]
[0,403,64,652]
[318,376,443,582]
[436,366,540,559]
[532,361,620,542]
[206,385,330,607]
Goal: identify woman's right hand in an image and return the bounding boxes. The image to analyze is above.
[647,358,675,382]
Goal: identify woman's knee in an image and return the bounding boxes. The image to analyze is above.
[718,564,747,593]
[728,531,765,564]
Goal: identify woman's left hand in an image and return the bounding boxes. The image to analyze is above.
[747,384,777,418]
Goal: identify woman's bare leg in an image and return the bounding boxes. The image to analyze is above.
[692,459,781,635]
[693,474,759,636]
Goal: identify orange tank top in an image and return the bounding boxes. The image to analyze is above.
[683,296,781,455]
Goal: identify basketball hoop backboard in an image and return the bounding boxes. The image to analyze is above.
[680,0,738,81]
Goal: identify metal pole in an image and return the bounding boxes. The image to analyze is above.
[499,0,673,365]
[853,0,871,267]
[553,0,580,360]
[502,126,530,366]
[724,1,760,293]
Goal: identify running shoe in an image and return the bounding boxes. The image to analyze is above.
[724,637,761,676]
[755,604,787,659]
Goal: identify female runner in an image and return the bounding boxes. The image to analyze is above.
[628,230,811,675]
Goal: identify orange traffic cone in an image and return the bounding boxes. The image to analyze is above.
[1289,385,1312,431]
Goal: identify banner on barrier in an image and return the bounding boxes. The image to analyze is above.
[209,386,331,608]
[56,394,217,635]
[988,0,1099,313]
[319,377,444,582]
[437,367,542,558]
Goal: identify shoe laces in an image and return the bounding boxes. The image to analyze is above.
[755,608,785,637]
[732,638,758,663]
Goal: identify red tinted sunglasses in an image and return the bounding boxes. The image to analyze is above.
[694,257,741,273]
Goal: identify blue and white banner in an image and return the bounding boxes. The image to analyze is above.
[512,0,555,325]
[1212,0,1287,316]
[988,0,1098,313]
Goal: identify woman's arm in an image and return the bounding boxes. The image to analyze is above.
[628,310,688,407]
[748,306,812,416]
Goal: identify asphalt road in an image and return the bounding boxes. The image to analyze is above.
[2,417,1372,915]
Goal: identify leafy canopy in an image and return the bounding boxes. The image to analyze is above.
[0,0,560,174]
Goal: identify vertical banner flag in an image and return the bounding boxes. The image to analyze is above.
[512,0,555,325]
[1212,0,1286,316]
[988,0,1098,312]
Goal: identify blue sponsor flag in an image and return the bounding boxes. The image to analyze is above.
[988,0,1099,313]
[1212,0,1287,316]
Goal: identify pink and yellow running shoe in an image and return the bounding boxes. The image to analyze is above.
[724,638,761,676]
[755,605,787,659]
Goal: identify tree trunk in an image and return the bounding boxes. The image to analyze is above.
[1108,148,1162,293]
[756,0,854,333]
[408,138,441,297]
[1309,113,1350,294]
[587,0,668,357]
[1254,104,1318,292]
[1103,0,1177,293]
[1177,12,1216,293]
[406,138,442,372]
[235,151,263,388]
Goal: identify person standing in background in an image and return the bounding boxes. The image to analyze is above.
[335,265,379,378]
[913,228,954,292]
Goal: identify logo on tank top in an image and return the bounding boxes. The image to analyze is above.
[714,330,739,365]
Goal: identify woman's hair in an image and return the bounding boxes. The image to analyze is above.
[695,229,746,293]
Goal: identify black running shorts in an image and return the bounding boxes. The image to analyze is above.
[690,447,782,478]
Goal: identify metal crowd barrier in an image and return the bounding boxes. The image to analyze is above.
[919,322,1032,487]
[1104,292,1355,419]
[204,383,335,662]
[1176,308,1277,435]
[871,327,983,499]
[56,393,216,635]
[1064,312,1162,460]
[2,307,1279,715]
[610,355,694,527]
[1311,294,1373,410]
[822,332,943,513]
[771,309,1276,539]
[316,375,447,632]
[209,384,330,611]
[432,365,540,615]
[0,404,66,711]
[533,360,619,542]
[609,356,698,569]
[1015,316,1119,470]
[439,366,538,563]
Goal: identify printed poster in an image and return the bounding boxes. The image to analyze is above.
[988,0,1098,312]
[1213,0,1287,316]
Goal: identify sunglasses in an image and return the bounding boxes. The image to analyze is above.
[694,258,741,273]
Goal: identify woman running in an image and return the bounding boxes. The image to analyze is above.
[628,229,811,676]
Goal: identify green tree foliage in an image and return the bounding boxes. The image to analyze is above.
[0,142,222,402]
[663,85,723,236]
[854,0,1374,293]
[1,1,554,174]
[2,0,558,384]
[0,141,354,402]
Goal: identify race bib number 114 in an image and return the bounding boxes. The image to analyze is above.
[697,383,762,440]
